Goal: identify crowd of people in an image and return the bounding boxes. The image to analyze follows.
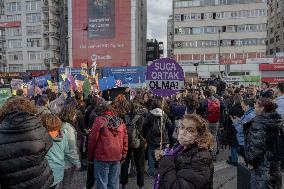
[0,78,284,189]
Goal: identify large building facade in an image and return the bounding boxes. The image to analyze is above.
[0,0,68,72]
[68,0,147,68]
[171,0,268,81]
[266,0,284,56]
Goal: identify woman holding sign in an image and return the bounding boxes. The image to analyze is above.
[155,114,214,189]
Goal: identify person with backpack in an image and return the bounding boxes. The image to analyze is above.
[120,99,146,189]
[88,104,128,189]
[198,88,221,160]
[143,98,172,177]
[244,98,282,189]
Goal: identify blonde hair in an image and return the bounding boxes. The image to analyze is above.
[183,114,214,150]
[208,86,217,94]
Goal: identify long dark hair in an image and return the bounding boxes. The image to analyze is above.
[59,104,77,125]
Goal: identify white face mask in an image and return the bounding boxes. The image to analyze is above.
[177,129,197,147]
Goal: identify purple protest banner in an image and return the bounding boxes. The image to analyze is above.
[146,58,184,97]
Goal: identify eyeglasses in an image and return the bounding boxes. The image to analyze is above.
[178,120,197,134]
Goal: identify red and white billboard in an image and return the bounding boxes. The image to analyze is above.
[72,0,131,68]
[0,21,21,28]
[261,78,284,83]
[259,64,284,71]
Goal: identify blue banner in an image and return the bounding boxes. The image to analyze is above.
[101,66,146,86]
[98,76,116,91]
[34,75,51,88]
[57,68,86,81]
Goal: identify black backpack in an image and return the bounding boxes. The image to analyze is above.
[268,121,284,161]
[125,115,142,149]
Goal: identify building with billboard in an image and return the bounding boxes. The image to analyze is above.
[69,0,147,68]
[266,0,284,56]
[172,0,268,81]
[0,0,68,72]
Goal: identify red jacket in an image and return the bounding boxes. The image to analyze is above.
[88,113,128,161]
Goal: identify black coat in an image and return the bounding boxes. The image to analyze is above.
[0,112,53,189]
[226,103,244,146]
[143,109,172,146]
[158,146,213,189]
[244,112,282,189]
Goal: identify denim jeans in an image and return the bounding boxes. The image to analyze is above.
[94,160,121,189]
[208,122,219,158]
[147,144,157,176]
[231,146,238,163]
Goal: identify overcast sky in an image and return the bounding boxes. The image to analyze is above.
[147,0,172,57]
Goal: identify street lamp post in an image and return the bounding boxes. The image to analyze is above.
[218,29,221,75]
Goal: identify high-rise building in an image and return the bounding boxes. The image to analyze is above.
[69,0,147,68]
[172,0,268,80]
[266,0,284,56]
[167,15,173,58]
[0,0,68,72]
[146,39,164,64]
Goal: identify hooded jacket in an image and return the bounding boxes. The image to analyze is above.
[234,107,256,146]
[244,112,282,189]
[88,113,128,161]
[61,122,81,169]
[0,112,53,189]
[46,131,68,186]
[158,146,214,189]
[49,94,66,115]
[276,96,284,118]
[143,108,172,146]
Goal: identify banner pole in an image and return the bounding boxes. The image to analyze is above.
[160,97,165,150]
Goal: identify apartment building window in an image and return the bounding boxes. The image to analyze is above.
[175,0,267,8]
[6,27,21,37]
[9,64,23,72]
[8,39,22,48]
[26,1,41,11]
[28,51,41,60]
[26,25,42,35]
[26,13,41,23]
[6,14,21,22]
[27,38,42,47]
[178,38,265,48]
[27,63,42,70]
[175,9,267,22]
[6,2,21,12]
[8,51,23,61]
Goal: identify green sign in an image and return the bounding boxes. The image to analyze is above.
[0,88,12,107]
[241,76,261,82]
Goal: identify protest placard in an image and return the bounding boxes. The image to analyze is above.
[146,58,184,97]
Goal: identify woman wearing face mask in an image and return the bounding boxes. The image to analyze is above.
[157,114,214,189]
[244,98,282,189]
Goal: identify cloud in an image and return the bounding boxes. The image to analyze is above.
[147,0,172,57]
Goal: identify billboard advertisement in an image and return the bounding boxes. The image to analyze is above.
[72,0,131,68]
